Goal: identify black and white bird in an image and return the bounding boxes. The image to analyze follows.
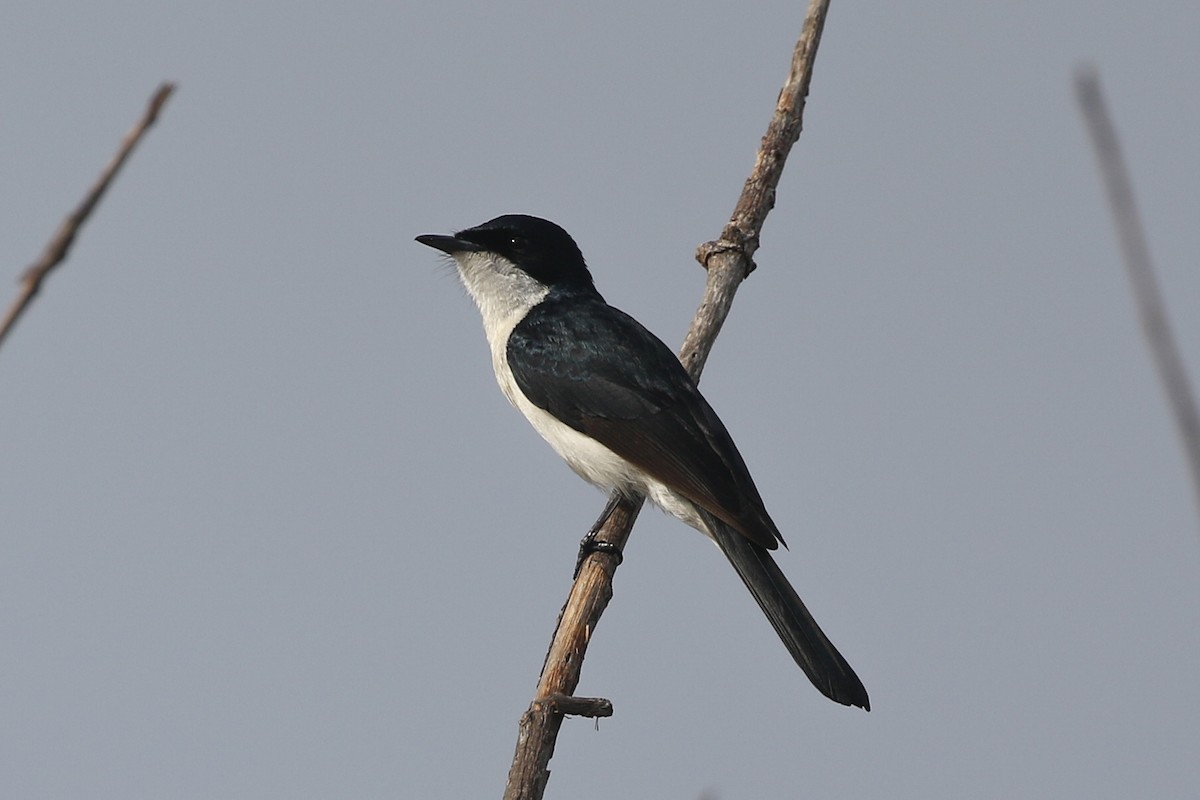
[416,214,869,710]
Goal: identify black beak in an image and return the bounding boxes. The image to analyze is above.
[415,234,481,255]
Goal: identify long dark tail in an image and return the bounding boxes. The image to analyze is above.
[702,511,870,710]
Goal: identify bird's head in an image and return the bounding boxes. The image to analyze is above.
[417,214,597,304]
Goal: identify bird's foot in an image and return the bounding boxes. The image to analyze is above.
[573,496,625,578]
[573,534,623,578]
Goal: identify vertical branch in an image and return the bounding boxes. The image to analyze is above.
[684,0,830,379]
[0,82,175,354]
[503,2,833,798]
[1075,68,1200,525]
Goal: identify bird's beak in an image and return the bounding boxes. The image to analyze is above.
[415,234,482,255]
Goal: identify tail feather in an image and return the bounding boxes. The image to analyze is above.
[702,512,870,710]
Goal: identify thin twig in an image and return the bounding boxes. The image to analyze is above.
[1075,68,1200,525]
[503,3,832,797]
[0,82,175,354]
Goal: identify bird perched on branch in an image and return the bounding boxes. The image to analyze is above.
[417,214,868,710]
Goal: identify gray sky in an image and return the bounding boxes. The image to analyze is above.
[2,2,1198,797]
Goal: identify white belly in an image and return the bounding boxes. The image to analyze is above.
[454,248,711,538]
[493,338,711,537]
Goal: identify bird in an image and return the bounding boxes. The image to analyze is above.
[416,214,869,710]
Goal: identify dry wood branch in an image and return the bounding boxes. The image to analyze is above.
[537,693,614,718]
[686,1,828,379]
[0,82,175,354]
[1075,69,1200,525]
[503,3,832,798]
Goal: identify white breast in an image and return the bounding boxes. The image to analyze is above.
[451,249,712,537]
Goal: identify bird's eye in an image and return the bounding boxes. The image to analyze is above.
[508,235,526,250]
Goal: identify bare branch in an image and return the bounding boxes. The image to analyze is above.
[503,3,833,797]
[0,82,176,354]
[1075,68,1200,525]
[685,0,829,378]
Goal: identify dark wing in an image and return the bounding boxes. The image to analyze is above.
[507,293,783,549]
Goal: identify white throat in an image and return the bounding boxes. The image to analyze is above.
[452,250,549,354]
